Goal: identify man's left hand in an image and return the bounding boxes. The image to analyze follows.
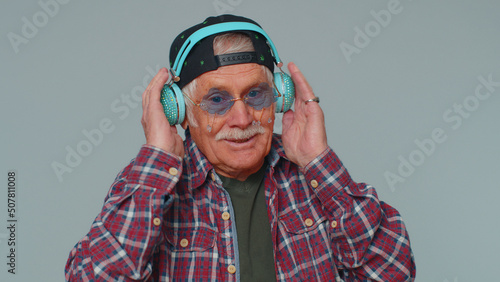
[282,62,328,167]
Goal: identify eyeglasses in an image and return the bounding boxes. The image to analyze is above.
[183,82,279,115]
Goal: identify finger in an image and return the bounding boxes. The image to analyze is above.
[287,62,316,102]
[287,62,322,117]
[142,89,148,113]
[281,109,294,131]
[143,68,169,111]
[148,68,170,102]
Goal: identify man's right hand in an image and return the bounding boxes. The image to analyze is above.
[141,68,184,158]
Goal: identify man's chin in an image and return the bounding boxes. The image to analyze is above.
[216,157,266,180]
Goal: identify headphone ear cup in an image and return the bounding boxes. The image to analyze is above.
[273,72,295,113]
[160,83,186,125]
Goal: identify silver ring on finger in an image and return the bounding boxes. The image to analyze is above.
[305,97,320,104]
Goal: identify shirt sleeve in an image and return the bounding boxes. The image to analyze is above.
[65,145,182,281]
[301,147,416,281]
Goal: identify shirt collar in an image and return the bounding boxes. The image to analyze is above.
[267,134,287,167]
[183,129,214,189]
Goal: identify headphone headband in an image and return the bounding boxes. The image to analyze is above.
[172,22,282,77]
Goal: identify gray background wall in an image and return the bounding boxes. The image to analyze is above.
[1,0,499,281]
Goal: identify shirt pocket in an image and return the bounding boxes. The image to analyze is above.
[165,226,216,252]
[277,202,335,280]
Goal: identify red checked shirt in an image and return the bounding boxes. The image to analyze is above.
[66,131,416,281]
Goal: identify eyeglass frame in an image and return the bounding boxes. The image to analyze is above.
[182,81,283,115]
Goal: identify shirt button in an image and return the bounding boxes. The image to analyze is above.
[227,265,236,274]
[222,212,230,221]
[331,220,338,228]
[310,180,319,188]
[305,218,314,227]
[153,217,161,226]
[169,167,178,176]
[211,172,216,181]
[180,238,189,248]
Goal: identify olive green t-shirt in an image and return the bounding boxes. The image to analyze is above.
[219,163,277,281]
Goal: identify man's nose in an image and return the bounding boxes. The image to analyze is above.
[226,99,253,128]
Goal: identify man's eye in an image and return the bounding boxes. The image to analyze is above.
[211,96,223,103]
[247,90,260,98]
[206,93,229,104]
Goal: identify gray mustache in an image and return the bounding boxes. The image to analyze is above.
[215,124,266,141]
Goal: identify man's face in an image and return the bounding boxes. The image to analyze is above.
[186,63,275,181]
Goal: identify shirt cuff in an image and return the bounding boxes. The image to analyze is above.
[300,147,353,209]
[127,144,183,191]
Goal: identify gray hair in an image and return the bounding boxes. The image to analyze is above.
[182,33,273,128]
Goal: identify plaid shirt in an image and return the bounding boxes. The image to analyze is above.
[66,131,415,281]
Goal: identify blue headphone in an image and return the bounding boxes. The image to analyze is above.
[160,22,295,125]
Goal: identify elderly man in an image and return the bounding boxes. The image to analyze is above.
[66,15,415,281]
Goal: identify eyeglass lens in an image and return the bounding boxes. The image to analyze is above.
[199,82,277,115]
